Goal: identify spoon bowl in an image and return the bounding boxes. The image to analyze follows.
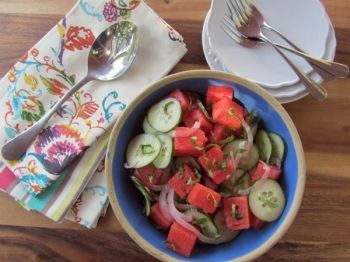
[1,21,139,161]
[89,21,138,81]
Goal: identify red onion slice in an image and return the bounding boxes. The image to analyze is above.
[171,121,200,138]
[167,188,219,244]
[167,188,192,222]
[260,160,271,180]
[241,118,253,155]
[159,186,174,222]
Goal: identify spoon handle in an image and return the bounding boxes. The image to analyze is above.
[259,34,327,101]
[1,75,92,161]
[274,42,349,80]
[263,22,349,80]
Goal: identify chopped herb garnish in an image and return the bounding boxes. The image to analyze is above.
[190,136,204,150]
[165,240,176,251]
[186,177,194,185]
[259,191,279,208]
[141,144,154,154]
[179,166,185,179]
[219,135,235,145]
[147,173,155,183]
[231,204,243,220]
[193,217,208,225]
[207,193,218,207]
[228,108,239,119]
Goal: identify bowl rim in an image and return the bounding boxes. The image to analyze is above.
[106,70,306,262]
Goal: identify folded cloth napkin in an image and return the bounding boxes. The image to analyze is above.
[64,156,109,228]
[0,0,186,226]
[0,130,108,224]
[0,0,187,197]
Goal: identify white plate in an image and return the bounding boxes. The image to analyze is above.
[206,0,330,88]
[202,9,337,103]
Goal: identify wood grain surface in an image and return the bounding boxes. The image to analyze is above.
[0,0,349,261]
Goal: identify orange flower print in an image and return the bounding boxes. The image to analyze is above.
[64,26,95,51]
[8,67,16,83]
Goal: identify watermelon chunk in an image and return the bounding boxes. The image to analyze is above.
[187,183,221,214]
[206,85,234,105]
[212,96,244,130]
[183,108,213,134]
[166,222,197,257]
[134,164,164,188]
[169,164,199,198]
[174,128,207,157]
[249,211,265,230]
[250,161,282,184]
[209,124,232,144]
[168,89,190,112]
[198,146,235,185]
[150,202,173,230]
[223,196,250,230]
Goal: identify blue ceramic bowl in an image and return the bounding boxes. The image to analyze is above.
[106,70,305,261]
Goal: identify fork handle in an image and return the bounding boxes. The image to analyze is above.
[274,42,349,80]
[259,34,328,101]
[263,22,349,80]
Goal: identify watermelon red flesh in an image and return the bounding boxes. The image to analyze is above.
[206,85,234,105]
[174,128,208,157]
[250,161,282,184]
[166,222,198,257]
[168,89,190,112]
[150,202,173,230]
[203,176,219,191]
[134,164,164,188]
[187,183,221,214]
[209,124,232,144]
[198,147,235,185]
[223,196,250,230]
[212,96,244,130]
[183,108,213,134]
[169,164,198,198]
[249,211,265,230]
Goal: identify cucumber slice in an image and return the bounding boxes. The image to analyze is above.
[153,134,173,168]
[255,130,272,163]
[147,98,182,133]
[174,157,201,171]
[268,132,285,168]
[143,117,160,135]
[249,179,285,222]
[223,139,259,171]
[126,134,161,168]
[213,210,240,244]
[130,176,154,216]
[184,209,220,239]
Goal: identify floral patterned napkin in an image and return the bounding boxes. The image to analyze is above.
[0,0,187,197]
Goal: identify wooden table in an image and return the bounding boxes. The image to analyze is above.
[0,0,349,261]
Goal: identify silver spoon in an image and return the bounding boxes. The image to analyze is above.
[1,21,139,160]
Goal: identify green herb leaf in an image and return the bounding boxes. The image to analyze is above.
[228,108,239,119]
[258,191,279,209]
[141,144,154,154]
[219,135,235,145]
[190,136,204,150]
[193,217,208,225]
[207,193,218,207]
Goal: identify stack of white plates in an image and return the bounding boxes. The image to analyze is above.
[202,0,336,103]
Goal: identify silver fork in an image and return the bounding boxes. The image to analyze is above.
[225,0,328,101]
[236,0,349,80]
